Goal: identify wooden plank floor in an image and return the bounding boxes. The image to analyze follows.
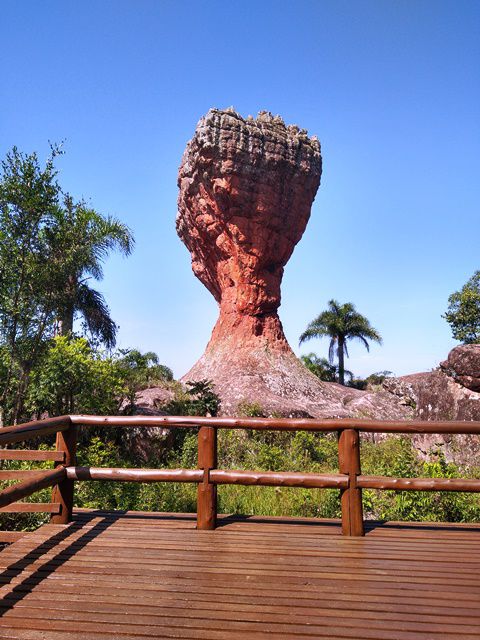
[0,510,479,639]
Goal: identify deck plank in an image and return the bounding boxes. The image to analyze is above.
[0,510,479,638]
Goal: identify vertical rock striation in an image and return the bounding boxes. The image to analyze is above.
[177,108,409,419]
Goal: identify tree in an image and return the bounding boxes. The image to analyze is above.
[299,300,382,385]
[0,146,63,423]
[26,336,123,417]
[165,379,220,417]
[0,145,133,424]
[300,352,353,383]
[443,271,480,344]
[49,195,134,348]
[117,349,173,413]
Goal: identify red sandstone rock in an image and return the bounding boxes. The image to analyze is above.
[177,109,409,419]
[177,108,321,345]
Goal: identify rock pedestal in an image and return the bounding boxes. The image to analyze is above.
[177,108,409,419]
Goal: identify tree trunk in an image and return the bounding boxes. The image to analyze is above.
[58,276,76,337]
[58,304,74,337]
[338,337,345,385]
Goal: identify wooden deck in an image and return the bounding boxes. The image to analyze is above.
[0,510,479,639]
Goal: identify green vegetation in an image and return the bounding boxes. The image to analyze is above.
[301,352,353,383]
[0,145,134,425]
[300,351,393,391]
[3,432,479,532]
[118,349,173,414]
[444,270,480,344]
[299,300,382,385]
[51,193,133,348]
[25,336,123,417]
[165,380,220,417]
[0,146,478,532]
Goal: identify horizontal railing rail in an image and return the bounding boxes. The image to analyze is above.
[0,467,66,509]
[0,414,479,535]
[70,415,480,433]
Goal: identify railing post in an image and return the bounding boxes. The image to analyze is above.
[338,428,364,536]
[51,424,77,524]
[197,426,217,530]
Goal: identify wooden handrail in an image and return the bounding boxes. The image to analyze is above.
[357,475,480,492]
[65,467,348,488]
[1,414,479,536]
[0,467,66,508]
[209,469,348,488]
[66,467,204,482]
[69,414,480,434]
[0,416,71,446]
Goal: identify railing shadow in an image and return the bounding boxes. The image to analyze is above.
[365,520,480,534]
[0,511,118,615]
[215,513,343,528]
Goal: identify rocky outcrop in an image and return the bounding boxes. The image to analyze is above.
[119,387,174,462]
[176,108,410,419]
[384,371,480,422]
[440,344,480,392]
[122,387,175,416]
[383,345,480,465]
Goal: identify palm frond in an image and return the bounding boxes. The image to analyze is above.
[328,338,337,363]
[299,322,330,345]
[76,283,117,348]
[300,299,383,382]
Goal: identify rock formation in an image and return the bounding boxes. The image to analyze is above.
[177,108,409,419]
[440,344,480,392]
[383,344,480,464]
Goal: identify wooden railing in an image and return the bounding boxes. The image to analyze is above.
[1,415,480,536]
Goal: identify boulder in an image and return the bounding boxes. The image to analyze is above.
[440,344,480,391]
[119,387,175,462]
[383,367,480,465]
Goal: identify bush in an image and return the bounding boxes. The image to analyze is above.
[3,431,479,532]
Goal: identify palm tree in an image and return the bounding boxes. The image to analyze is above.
[299,300,382,385]
[300,352,354,384]
[51,196,134,348]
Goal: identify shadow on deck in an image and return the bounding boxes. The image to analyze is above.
[0,509,479,639]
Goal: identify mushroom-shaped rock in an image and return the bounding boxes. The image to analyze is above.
[177,109,409,419]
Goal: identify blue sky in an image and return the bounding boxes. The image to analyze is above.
[1,1,479,378]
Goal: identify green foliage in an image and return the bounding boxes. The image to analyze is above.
[74,436,197,513]
[165,379,220,417]
[25,336,123,416]
[301,352,354,383]
[444,271,480,344]
[299,300,382,385]
[0,146,63,423]
[301,353,336,381]
[348,370,393,390]
[116,349,173,413]
[360,437,480,522]
[0,145,134,424]
[48,193,134,348]
[3,433,480,532]
[365,370,393,386]
[237,401,266,417]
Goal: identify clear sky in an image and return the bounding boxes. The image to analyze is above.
[1,1,479,379]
